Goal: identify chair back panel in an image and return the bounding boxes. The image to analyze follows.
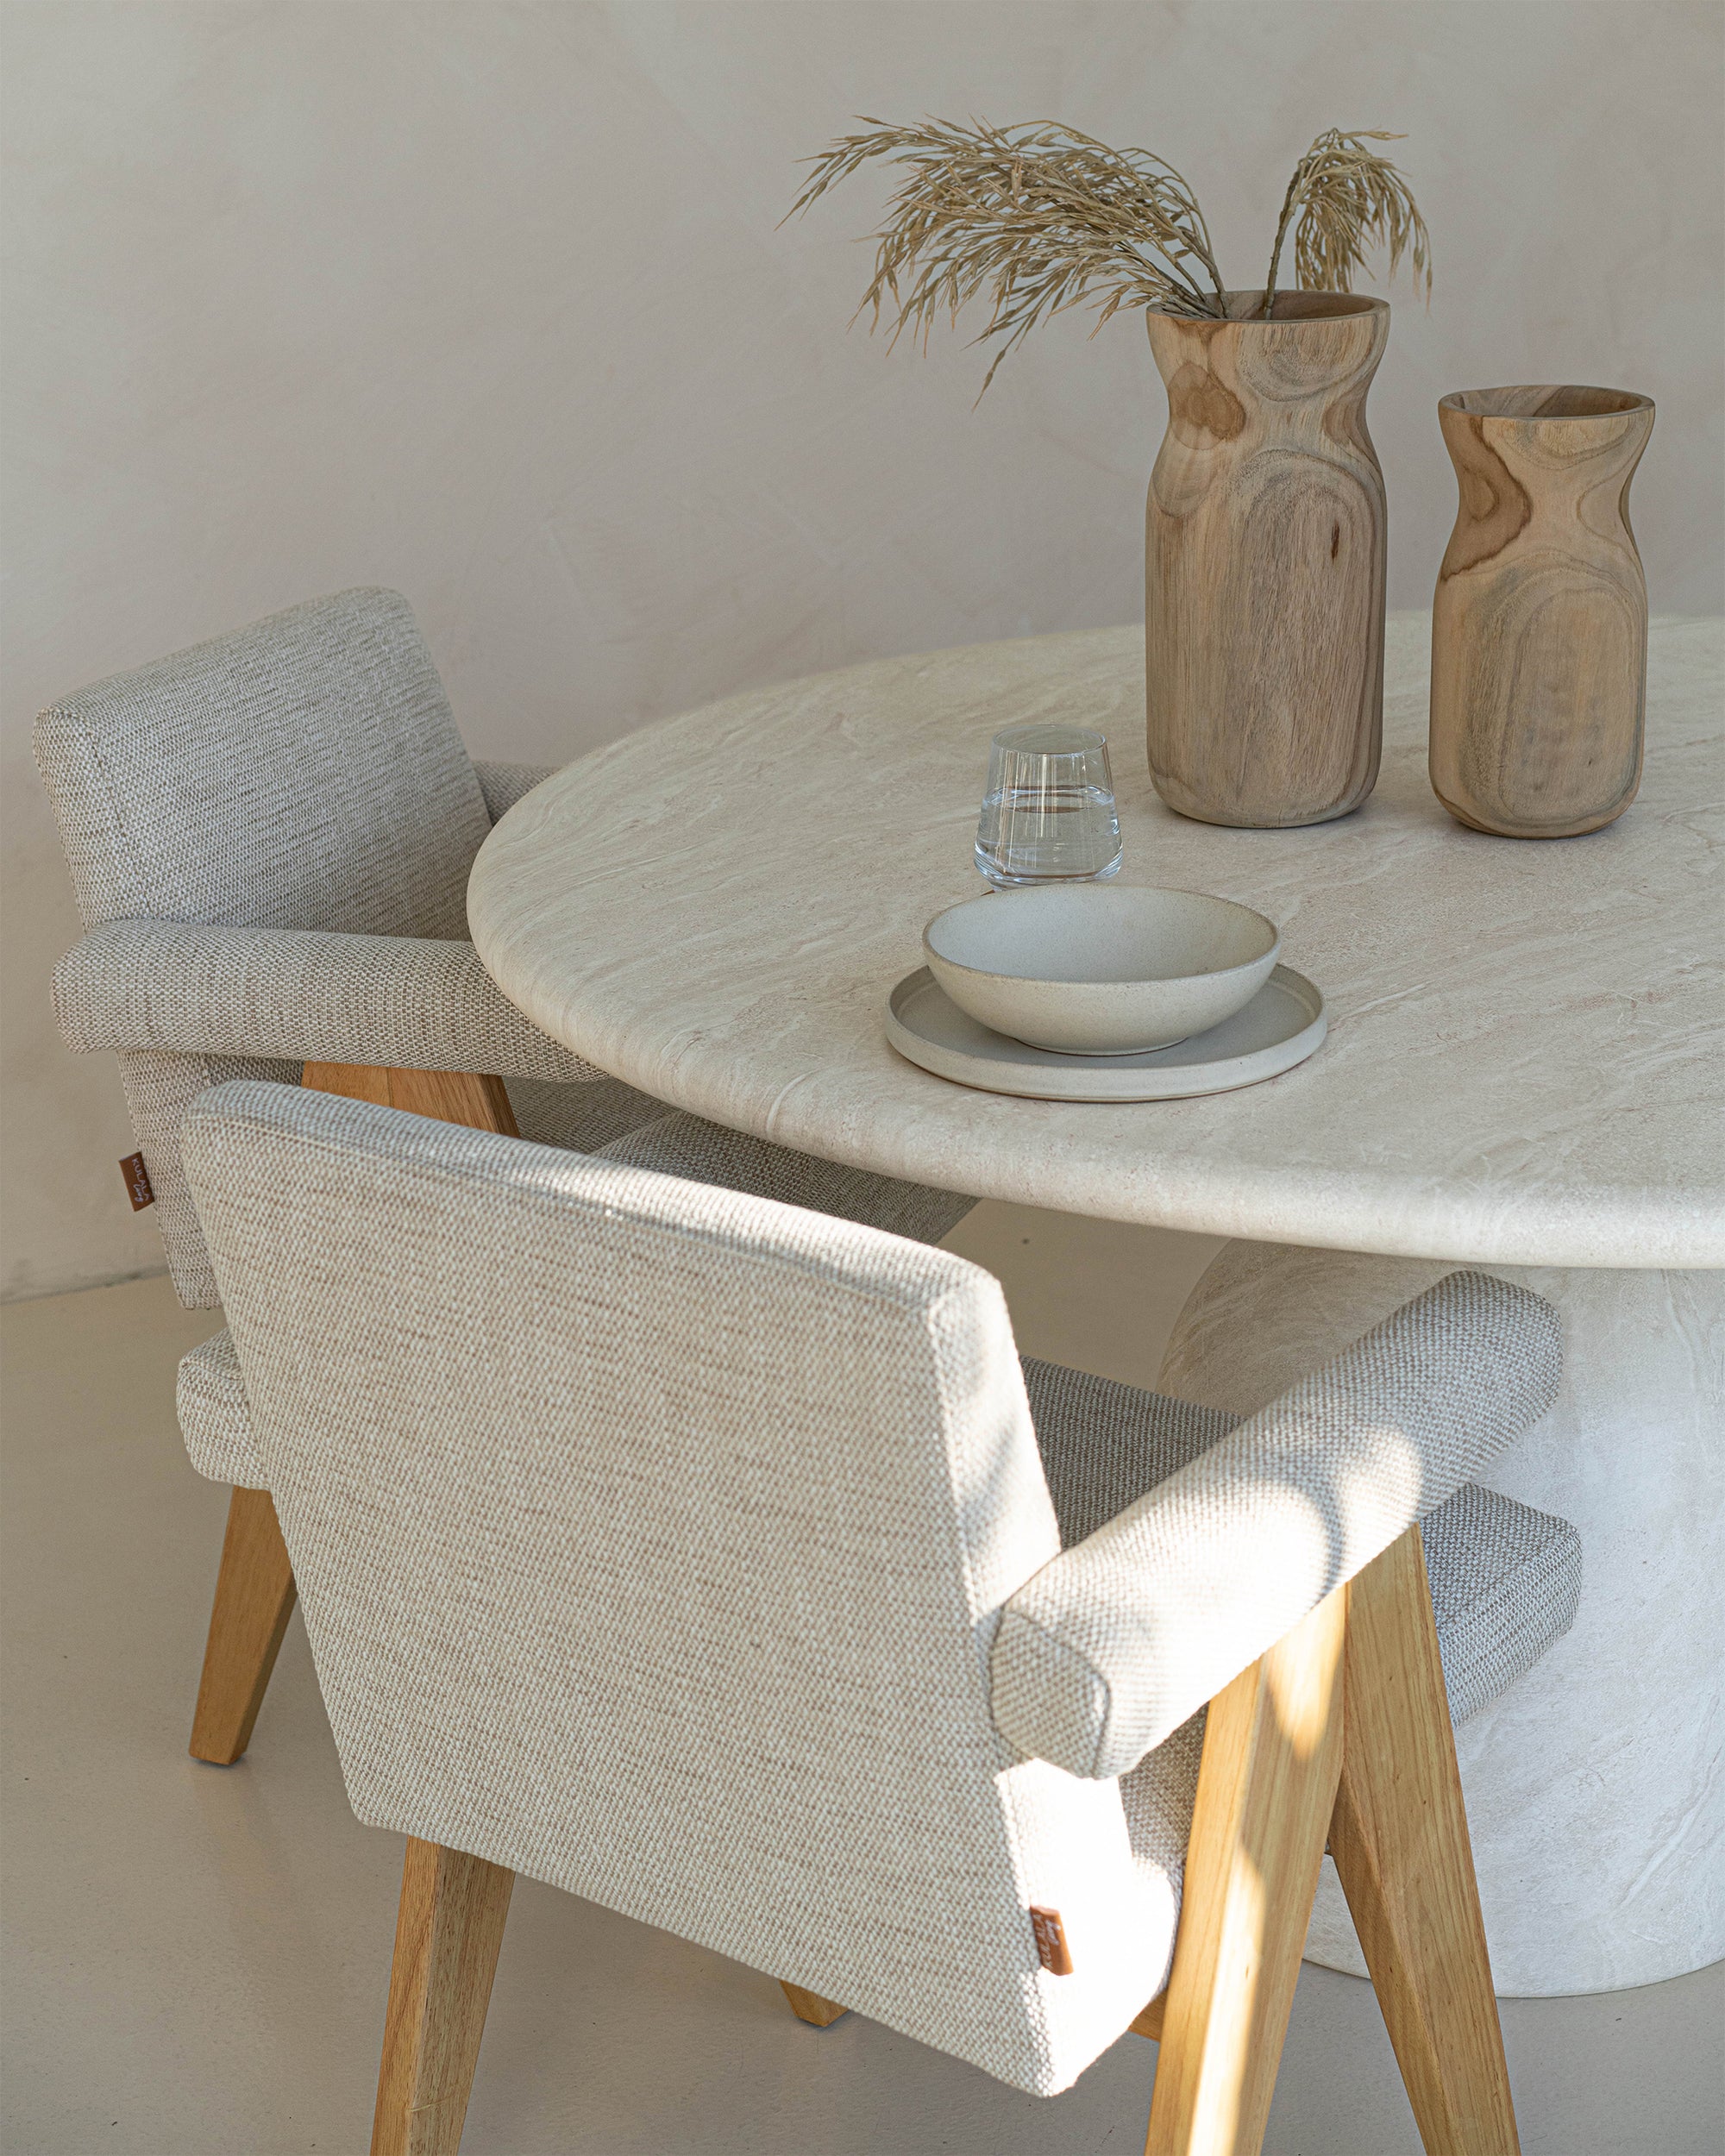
[34,587,489,937]
[181,1081,1171,2094]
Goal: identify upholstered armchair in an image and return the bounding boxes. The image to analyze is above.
[182,1079,1577,2155]
[34,588,975,1765]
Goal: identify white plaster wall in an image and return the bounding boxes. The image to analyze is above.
[3,0,1720,1300]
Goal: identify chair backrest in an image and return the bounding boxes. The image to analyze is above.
[35,589,496,1307]
[181,1081,1171,2096]
[34,586,490,937]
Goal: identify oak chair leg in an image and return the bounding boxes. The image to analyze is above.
[1145,1583,1347,2156]
[1328,1528,1520,2156]
[188,1485,298,1764]
[302,1062,520,1136]
[780,1981,848,2028]
[372,1838,515,2156]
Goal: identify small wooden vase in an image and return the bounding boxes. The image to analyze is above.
[1430,385,1654,838]
[1145,291,1389,828]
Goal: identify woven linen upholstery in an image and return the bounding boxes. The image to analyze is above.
[473,759,554,821]
[179,1080,1570,2097]
[504,1073,669,1154]
[1419,1483,1583,1725]
[1022,1361,1239,1545]
[992,1273,1564,1780]
[1022,1357,1581,1737]
[35,591,975,1305]
[53,921,598,1080]
[597,1112,980,1249]
[30,587,580,1305]
[176,1328,257,1489]
[34,588,489,938]
[180,1080,1179,2097]
[172,1325,1581,1739]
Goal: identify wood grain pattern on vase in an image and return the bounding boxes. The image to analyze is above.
[1145,292,1389,830]
[1430,385,1654,838]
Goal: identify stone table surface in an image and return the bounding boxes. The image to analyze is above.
[468,613,1723,1271]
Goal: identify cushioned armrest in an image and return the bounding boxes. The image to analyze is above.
[990,1269,1561,1780]
[474,759,555,823]
[53,918,602,1083]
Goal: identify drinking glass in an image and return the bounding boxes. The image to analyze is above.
[975,723,1122,887]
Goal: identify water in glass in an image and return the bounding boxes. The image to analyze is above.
[975,722,1121,887]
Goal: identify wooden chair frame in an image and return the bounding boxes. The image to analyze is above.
[188,1063,518,1766]
[367,1524,1519,2156]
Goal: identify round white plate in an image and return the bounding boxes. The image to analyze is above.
[885,963,1326,1100]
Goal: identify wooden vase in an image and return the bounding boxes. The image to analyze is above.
[1430,385,1655,838]
[1144,291,1389,828]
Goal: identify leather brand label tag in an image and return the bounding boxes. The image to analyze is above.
[120,1152,154,1210]
[1029,1905,1074,1976]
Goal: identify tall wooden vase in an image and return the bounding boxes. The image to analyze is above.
[1144,291,1389,828]
[1430,385,1655,837]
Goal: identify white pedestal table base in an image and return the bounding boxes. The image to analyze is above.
[1159,1242,1723,1996]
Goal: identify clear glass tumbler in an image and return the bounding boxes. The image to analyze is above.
[975,723,1122,887]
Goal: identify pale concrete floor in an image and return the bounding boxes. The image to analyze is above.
[3,1206,1721,2156]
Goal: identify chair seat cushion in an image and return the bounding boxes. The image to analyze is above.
[176,1328,256,1488]
[593,1112,978,1248]
[1020,1359,1240,1545]
[516,1087,982,1248]
[505,1074,669,1154]
[1420,1482,1584,1725]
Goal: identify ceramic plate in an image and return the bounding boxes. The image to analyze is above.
[885,963,1325,1100]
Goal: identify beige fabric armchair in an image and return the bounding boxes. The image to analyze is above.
[34,587,975,1768]
[182,1079,1575,2154]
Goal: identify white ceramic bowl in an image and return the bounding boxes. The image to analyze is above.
[922,884,1281,1054]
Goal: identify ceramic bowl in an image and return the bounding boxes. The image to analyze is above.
[922,885,1281,1054]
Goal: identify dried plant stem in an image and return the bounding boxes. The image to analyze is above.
[1262,129,1432,317]
[788,117,1230,394]
[791,116,1432,390]
[1261,165,1306,319]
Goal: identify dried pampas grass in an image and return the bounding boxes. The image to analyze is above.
[789,116,1432,392]
[788,117,1226,395]
[1262,128,1432,317]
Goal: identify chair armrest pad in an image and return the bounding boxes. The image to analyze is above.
[53,918,603,1082]
[990,1270,1561,1779]
[474,760,556,823]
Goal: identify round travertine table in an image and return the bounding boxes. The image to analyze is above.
[470,612,1724,1997]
